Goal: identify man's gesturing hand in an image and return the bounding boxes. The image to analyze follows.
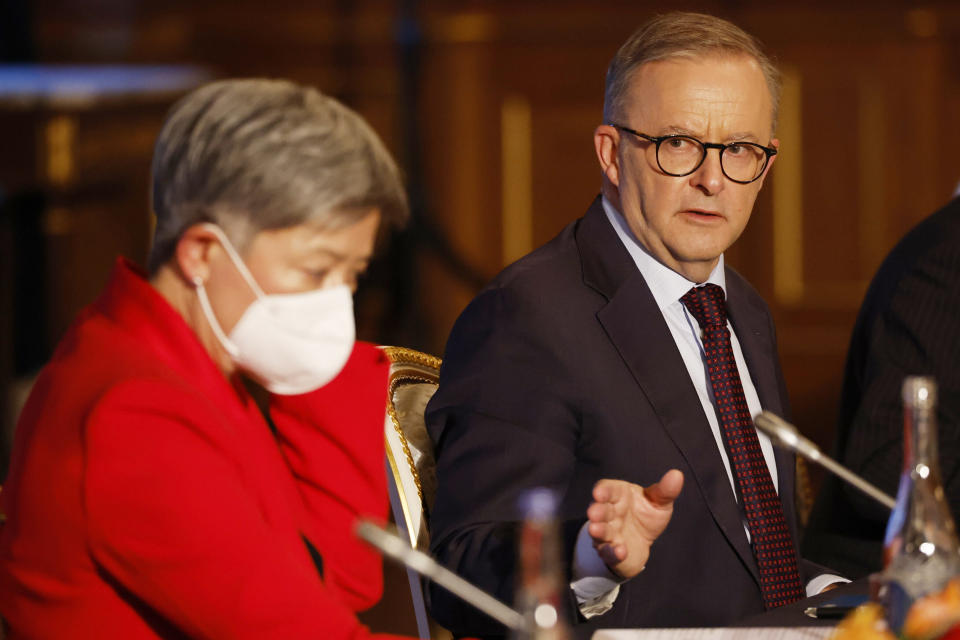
[586,470,684,580]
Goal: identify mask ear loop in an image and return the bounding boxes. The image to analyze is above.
[193,275,241,359]
[198,223,267,300]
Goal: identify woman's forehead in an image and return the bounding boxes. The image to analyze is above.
[248,210,381,259]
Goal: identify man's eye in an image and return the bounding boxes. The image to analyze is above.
[726,144,747,156]
[665,137,697,152]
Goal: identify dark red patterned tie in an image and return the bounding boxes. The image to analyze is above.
[680,284,804,609]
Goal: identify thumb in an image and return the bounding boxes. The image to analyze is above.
[643,469,684,507]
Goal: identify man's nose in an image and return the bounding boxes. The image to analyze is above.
[689,148,725,195]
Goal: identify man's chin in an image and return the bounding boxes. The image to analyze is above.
[670,235,737,263]
[663,248,726,281]
[671,247,726,265]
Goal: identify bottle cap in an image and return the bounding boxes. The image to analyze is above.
[903,376,937,408]
[518,487,559,520]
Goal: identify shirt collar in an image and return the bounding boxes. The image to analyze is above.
[601,195,726,311]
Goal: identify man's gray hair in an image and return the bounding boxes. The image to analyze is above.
[148,78,409,273]
[603,12,782,133]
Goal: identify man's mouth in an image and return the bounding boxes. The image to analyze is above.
[683,208,723,220]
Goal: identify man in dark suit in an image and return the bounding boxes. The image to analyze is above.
[426,12,840,638]
[803,195,960,579]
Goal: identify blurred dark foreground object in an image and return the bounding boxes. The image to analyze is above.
[803,196,960,579]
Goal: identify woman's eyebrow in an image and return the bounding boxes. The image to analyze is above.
[310,246,371,263]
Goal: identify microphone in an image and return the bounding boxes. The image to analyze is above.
[753,410,896,510]
[355,520,527,632]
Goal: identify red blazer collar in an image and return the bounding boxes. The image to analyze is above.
[92,257,252,408]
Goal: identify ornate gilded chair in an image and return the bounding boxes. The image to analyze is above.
[381,346,446,640]
[795,457,815,529]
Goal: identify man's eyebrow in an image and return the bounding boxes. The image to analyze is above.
[661,125,700,137]
[659,126,760,143]
[725,131,760,142]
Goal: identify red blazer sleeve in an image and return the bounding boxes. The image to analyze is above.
[268,341,391,612]
[82,376,400,640]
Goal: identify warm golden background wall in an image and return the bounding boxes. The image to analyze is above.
[1,1,959,631]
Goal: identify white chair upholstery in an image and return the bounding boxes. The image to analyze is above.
[381,346,444,640]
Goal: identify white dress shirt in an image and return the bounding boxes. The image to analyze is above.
[570,198,841,616]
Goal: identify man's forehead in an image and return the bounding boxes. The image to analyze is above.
[628,55,767,96]
[625,55,774,135]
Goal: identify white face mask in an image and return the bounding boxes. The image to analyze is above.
[193,224,356,395]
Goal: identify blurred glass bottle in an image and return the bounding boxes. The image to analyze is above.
[879,376,960,630]
[511,488,572,640]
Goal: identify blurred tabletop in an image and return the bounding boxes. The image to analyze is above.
[590,579,869,639]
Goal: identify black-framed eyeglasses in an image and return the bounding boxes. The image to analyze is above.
[610,124,777,185]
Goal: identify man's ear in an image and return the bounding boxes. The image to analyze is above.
[594,124,621,187]
[755,137,779,189]
[174,224,221,285]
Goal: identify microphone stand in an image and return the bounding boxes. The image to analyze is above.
[355,520,527,632]
[754,410,896,511]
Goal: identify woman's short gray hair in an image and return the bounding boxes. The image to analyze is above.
[603,12,781,133]
[148,78,409,273]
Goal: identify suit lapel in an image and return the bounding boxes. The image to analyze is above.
[577,198,760,584]
[724,276,781,416]
[725,275,799,536]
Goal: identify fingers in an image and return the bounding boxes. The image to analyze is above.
[592,472,683,507]
[596,542,627,567]
[592,478,627,503]
[586,501,615,523]
[587,520,608,541]
[587,500,619,542]
[643,469,684,507]
[587,472,681,581]
[588,473,676,541]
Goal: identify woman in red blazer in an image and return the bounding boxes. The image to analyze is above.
[0,79,414,639]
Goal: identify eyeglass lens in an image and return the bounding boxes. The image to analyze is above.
[657,137,767,182]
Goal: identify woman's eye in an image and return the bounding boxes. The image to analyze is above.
[308,269,330,281]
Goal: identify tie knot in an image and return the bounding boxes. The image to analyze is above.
[680,283,728,328]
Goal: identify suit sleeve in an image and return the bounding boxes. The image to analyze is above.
[268,341,391,612]
[82,375,404,640]
[426,286,586,636]
[841,235,960,524]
